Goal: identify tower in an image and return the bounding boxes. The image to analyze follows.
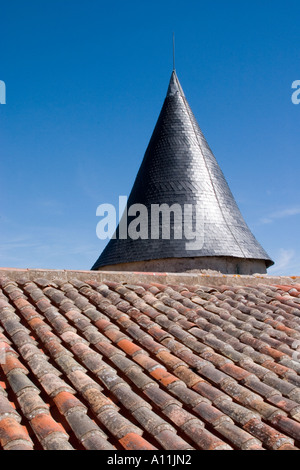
[92,71,273,274]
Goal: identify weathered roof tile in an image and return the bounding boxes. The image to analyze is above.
[1,270,300,450]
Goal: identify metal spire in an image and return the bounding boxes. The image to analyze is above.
[173,33,176,71]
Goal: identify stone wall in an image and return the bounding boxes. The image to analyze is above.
[97,256,268,275]
[1,267,298,289]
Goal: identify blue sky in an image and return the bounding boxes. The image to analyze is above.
[1,0,299,275]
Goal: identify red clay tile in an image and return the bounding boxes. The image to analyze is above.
[17,390,49,419]
[1,354,29,376]
[4,441,34,450]
[28,317,48,332]
[260,345,287,361]
[54,391,86,416]
[150,368,180,388]
[125,367,156,391]
[1,271,300,450]
[105,328,128,343]
[97,407,143,439]
[156,350,187,370]
[217,399,259,426]
[192,380,228,403]
[0,417,33,448]
[267,394,300,417]
[243,417,294,450]
[0,395,22,421]
[117,339,143,357]
[7,370,40,397]
[82,387,115,414]
[270,415,300,441]
[117,314,134,329]
[94,341,125,359]
[199,365,230,385]
[14,298,31,310]
[94,318,112,331]
[261,360,291,377]
[277,443,299,450]
[0,382,7,393]
[184,422,233,450]
[30,413,68,441]
[215,420,263,450]
[148,326,172,342]
[173,366,203,388]
[113,384,150,413]
[119,432,157,450]
[0,341,18,358]
[81,432,115,450]
[133,354,161,371]
[193,401,231,427]
[65,409,104,443]
[154,429,194,450]
[20,305,43,322]
[70,341,93,358]
[139,336,167,354]
[44,339,70,359]
[143,387,180,410]
[40,373,75,397]
[67,370,102,394]
[219,362,253,382]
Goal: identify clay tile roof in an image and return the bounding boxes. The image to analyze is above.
[0,268,300,450]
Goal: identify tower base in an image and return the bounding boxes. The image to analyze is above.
[95,256,268,275]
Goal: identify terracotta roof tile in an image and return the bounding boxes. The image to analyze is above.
[0,394,22,421]
[154,429,194,450]
[119,432,157,450]
[0,417,34,450]
[1,270,300,449]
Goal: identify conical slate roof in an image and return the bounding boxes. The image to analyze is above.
[92,71,273,270]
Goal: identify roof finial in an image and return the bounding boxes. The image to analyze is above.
[172,32,176,71]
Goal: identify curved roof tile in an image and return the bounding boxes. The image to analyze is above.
[0,270,300,450]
